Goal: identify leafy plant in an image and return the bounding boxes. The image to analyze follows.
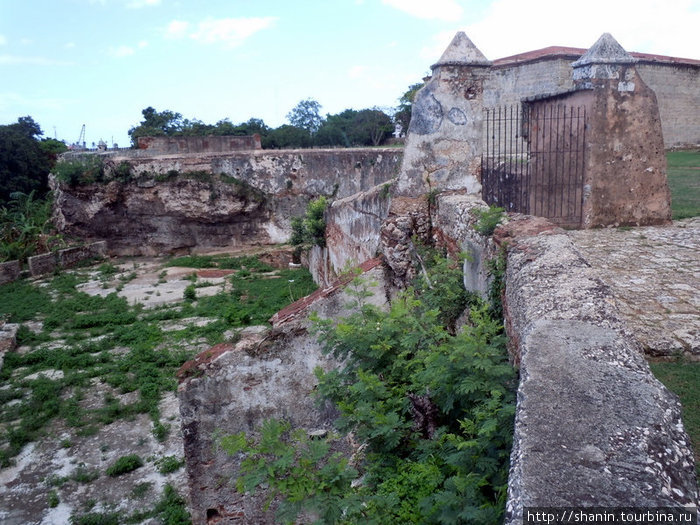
[183,284,197,302]
[224,254,516,524]
[290,196,328,248]
[220,420,360,524]
[54,155,105,186]
[156,455,185,474]
[473,206,505,236]
[105,454,143,476]
[0,191,62,262]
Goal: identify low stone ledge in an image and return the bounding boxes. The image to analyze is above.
[58,242,106,269]
[28,252,58,277]
[27,241,107,278]
[503,223,698,522]
[0,260,21,285]
[0,323,19,371]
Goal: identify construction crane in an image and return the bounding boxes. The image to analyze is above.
[76,124,85,148]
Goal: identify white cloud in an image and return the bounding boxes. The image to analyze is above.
[382,0,463,21]
[0,35,6,46]
[127,0,161,7]
[0,55,73,66]
[348,65,368,79]
[109,45,135,57]
[189,17,277,48]
[138,40,148,48]
[65,42,76,49]
[165,20,190,39]
[463,0,700,60]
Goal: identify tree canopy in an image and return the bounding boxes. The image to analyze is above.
[0,116,66,205]
[286,99,323,135]
[394,82,424,137]
[127,81,424,150]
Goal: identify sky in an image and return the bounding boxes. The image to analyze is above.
[1,0,698,147]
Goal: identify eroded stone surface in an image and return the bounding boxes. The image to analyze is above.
[569,218,699,357]
[178,265,388,524]
[502,223,698,522]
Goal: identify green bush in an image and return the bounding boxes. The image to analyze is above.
[223,254,516,524]
[0,191,61,262]
[473,206,505,236]
[156,455,185,474]
[105,454,143,476]
[183,284,196,302]
[290,196,328,248]
[53,156,104,186]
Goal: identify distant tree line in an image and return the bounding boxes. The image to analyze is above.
[127,83,424,150]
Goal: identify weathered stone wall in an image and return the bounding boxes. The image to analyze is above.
[26,241,107,277]
[178,260,387,524]
[636,62,700,148]
[488,52,700,148]
[309,180,395,285]
[496,217,698,520]
[0,260,21,285]
[53,149,402,256]
[137,134,261,153]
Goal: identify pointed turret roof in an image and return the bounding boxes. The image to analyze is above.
[431,32,491,69]
[572,33,636,68]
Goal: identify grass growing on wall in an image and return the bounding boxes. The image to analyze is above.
[667,150,700,220]
[649,358,700,478]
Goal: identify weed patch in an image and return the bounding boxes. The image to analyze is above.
[105,454,143,476]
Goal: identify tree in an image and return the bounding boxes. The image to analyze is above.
[286,99,323,135]
[314,108,394,147]
[0,117,54,205]
[394,82,424,137]
[128,106,184,146]
[264,125,312,149]
[352,108,394,146]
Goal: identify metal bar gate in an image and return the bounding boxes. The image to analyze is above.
[482,104,587,228]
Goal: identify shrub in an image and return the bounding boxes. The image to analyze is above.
[105,454,143,476]
[183,284,196,302]
[473,206,505,236]
[290,196,328,248]
[224,254,516,524]
[53,156,104,186]
[156,455,185,474]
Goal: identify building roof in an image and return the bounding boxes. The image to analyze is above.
[493,46,700,67]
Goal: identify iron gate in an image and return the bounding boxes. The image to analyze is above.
[481,104,587,228]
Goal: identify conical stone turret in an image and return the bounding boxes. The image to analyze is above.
[431,31,491,69]
[573,33,636,83]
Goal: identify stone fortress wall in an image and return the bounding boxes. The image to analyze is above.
[52,32,698,522]
[485,47,700,148]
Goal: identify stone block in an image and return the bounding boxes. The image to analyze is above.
[0,260,21,285]
[28,252,58,277]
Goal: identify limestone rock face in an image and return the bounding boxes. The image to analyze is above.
[52,177,270,256]
[52,149,402,256]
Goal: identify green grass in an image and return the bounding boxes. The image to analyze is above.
[667,150,700,219]
[649,358,700,478]
[166,253,275,273]
[0,258,318,467]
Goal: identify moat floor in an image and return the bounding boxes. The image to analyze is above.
[568,217,699,358]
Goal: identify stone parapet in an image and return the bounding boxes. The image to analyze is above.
[499,217,697,521]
